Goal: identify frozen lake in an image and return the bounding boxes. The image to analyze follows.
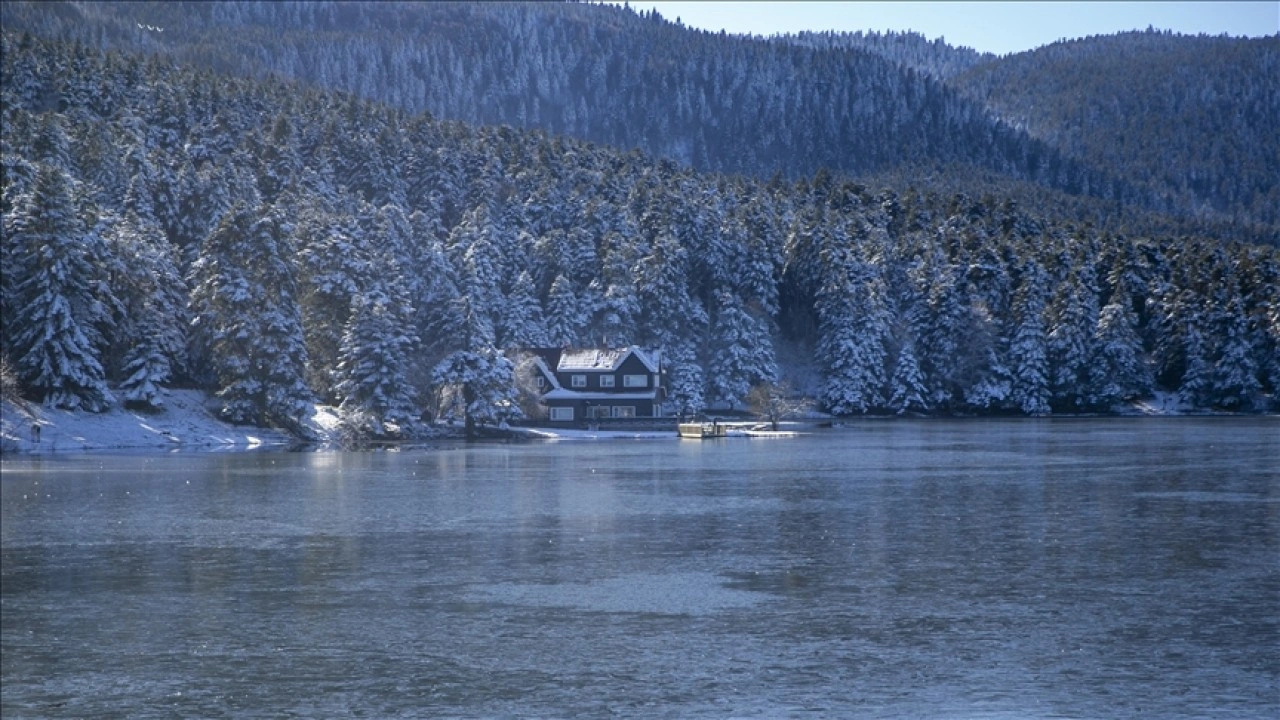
[2,418,1278,718]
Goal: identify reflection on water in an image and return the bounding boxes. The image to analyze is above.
[2,418,1278,718]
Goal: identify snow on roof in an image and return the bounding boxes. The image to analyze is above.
[556,346,659,373]
[557,348,627,371]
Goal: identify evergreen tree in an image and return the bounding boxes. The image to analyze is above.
[431,293,520,437]
[1007,269,1051,416]
[1046,275,1098,411]
[544,274,587,347]
[1178,323,1212,408]
[497,270,550,349]
[814,226,890,415]
[3,164,113,410]
[188,203,313,431]
[706,288,776,408]
[334,284,421,437]
[911,257,969,409]
[1205,293,1260,409]
[1089,298,1152,408]
[886,335,928,414]
[294,204,370,400]
[664,341,706,417]
[102,212,188,409]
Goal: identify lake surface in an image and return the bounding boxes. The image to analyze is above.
[2,418,1278,719]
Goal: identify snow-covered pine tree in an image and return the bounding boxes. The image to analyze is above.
[294,203,371,400]
[911,255,968,409]
[634,234,683,343]
[1046,274,1099,411]
[1178,322,1212,408]
[706,288,776,409]
[544,274,587,347]
[813,224,890,415]
[188,203,313,432]
[431,293,520,437]
[1149,283,1191,393]
[736,194,784,318]
[960,256,1015,412]
[449,203,506,318]
[334,283,421,437]
[664,341,706,417]
[589,228,643,346]
[1205,292,1260,409]
[1089,298,1152,408]
[886,334,928,415]
[412,235,465,359]
[3,163,114,411]
[883,250,930,415]
[1006,266,1051,416]
[1247,255,1280,409]
[431,212,522,436]
[103,211,189,409]
[497,270,550,349]
[632,229,709,410]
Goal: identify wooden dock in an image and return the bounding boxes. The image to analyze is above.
[677,421,728,439]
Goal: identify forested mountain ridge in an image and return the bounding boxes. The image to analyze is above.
[0,1,1048,178]
[772,29,996,80]
[5,0,1273,240]
[2,30,1277,436]
[952,30,1280,229]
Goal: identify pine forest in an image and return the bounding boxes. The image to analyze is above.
[1,2,1278,440]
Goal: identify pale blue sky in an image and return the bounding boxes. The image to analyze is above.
[611,2,1279,55]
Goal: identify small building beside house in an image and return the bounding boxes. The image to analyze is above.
[527,346,664,422]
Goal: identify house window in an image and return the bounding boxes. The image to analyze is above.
[623,374,647,388]
[571,374,587,388]
[612,406,636,418]
[588,406,612,419]
[535,376,546,389]
[599,375,615,388]
[549,407,574,421]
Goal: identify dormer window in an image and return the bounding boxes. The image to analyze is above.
[600,375,615,388]
[571,374,587,388]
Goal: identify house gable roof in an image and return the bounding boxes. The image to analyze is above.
[530,356,561,390]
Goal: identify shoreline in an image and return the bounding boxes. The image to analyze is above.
[3,390,1272,457]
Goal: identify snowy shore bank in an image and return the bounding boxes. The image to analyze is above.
[1,389,339,455]
[1,387,1259,457]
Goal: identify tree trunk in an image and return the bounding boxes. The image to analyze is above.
[463,382,477,439]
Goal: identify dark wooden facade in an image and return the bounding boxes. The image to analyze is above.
[528,347,664,422]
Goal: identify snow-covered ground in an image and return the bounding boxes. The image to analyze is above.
[1126,391,1191,415]
[1,389,340,455]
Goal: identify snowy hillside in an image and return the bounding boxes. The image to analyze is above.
[1,23,1277,438]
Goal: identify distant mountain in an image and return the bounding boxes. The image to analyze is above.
[2,0,1168,227]
[4,1,1275,236]
[952,30,1280,229]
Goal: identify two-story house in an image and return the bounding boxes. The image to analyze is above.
[528,346,664,422]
